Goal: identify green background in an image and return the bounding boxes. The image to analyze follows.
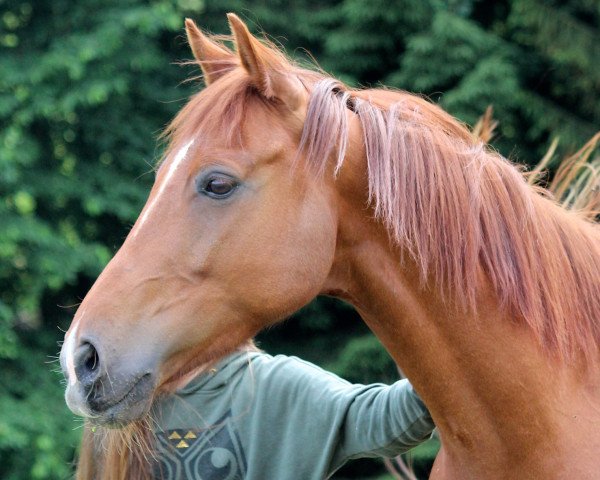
[1,0,598,478]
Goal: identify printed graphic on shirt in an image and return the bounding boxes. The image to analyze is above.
[154,411,247,480]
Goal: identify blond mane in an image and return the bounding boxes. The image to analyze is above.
[301,79,600,363]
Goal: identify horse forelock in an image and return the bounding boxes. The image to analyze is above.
[159,70,253,160]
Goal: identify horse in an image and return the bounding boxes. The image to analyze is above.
[60,14,600,479]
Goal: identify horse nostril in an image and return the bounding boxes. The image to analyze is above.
[74,341,101,388]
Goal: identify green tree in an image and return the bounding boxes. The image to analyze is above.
[323,0,599,161]
[0,1,201,477]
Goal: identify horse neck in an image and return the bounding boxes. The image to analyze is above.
[327,212,600,477]
[323,140,600,478]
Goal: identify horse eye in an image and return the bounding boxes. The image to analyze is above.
[200,174,239,199]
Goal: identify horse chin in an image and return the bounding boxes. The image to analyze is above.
[89,399,151,429]
[68,373,157,428]
[97,378,155,427]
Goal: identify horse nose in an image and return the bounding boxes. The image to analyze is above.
[74,341,101,389]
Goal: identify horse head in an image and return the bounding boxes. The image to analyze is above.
[60,15,345,425]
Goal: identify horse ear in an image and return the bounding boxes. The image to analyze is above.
[226,13,306,111]
[185,18,237,86]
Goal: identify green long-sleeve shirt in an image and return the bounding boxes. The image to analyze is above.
[152,351,433,479]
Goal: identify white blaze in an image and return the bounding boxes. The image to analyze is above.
[133,139,194,235]
[63,323,79,386]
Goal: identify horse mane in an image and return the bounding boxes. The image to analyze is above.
[301,79,600,363]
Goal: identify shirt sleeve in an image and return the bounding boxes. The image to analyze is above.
[333,378,434,463]
[246,355,434,477]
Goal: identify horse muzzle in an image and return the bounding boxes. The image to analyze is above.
[60,337,157,426]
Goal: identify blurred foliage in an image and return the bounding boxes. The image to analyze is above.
[0,0,598,478]
[0,331,80,480]
[326,335,399,385]
[1,1,199,477]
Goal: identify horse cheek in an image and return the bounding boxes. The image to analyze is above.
[247,198,337,322]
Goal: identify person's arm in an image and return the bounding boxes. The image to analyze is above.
[246,354,434,477]
[332,378,434,465]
